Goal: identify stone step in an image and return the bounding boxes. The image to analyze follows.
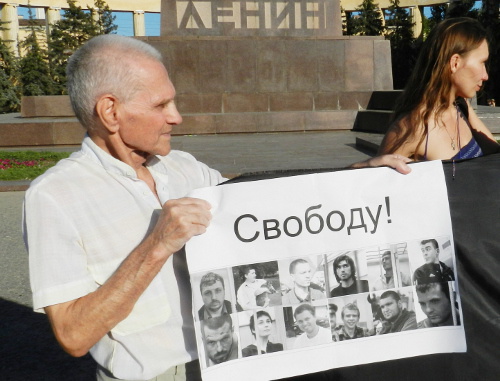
[366,90,402,111]
[352,110,393,134]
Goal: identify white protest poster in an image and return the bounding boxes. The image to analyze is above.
[185,161,466,381]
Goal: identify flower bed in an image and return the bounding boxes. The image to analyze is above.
[0,151,70,181]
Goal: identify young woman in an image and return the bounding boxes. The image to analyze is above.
[379,17,499,161]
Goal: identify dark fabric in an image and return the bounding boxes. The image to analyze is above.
[330,280,369,297]
[224,153,500,380]
[450,136,483,160]
[335,325,367,341]
[380,309,417,334]
[413,261,455,285]
[242,341,284,357]
[197,300,232,321]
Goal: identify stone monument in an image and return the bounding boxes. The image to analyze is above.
[140,0,394,134]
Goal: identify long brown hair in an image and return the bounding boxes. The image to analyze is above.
[384,17,487,158]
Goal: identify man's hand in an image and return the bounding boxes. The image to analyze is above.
[151,198,212,257]
[350,154,412,174]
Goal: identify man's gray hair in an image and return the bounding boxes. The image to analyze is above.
[66,34,163,130]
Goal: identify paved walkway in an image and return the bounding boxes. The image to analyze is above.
[0,130,376,191]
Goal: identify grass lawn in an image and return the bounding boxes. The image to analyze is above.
[0,151,70,181]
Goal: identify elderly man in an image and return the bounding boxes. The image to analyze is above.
[413,239,455,285]
[201,315,239,366]
[416,282,460,328]
[23,35,224,381]
[282,258,326,304]
[379,291,417,334]
[23,35,411,381]
[198,272,232,320]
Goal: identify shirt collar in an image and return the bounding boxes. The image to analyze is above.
[81,135,164,179]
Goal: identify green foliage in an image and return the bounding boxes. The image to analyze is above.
[422,5,447,39]
[446,0,478,18]
[385,0,416,89]
[93,0,118,35]
[48,0,117,94]
[349,0,385,36]
[18,8,57,96]
[0,32,20,113]
[0,0,117,110]
[0,151,70,180]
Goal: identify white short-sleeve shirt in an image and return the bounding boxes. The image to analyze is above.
[293,326,332,349]
[23,136,225,380]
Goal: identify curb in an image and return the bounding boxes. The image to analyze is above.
[0,181,30,192]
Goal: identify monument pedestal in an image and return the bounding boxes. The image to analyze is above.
[151,0,393,134]
[141,35,393,134]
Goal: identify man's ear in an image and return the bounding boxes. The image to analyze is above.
[95,95,120,133]
[450,53,461,74]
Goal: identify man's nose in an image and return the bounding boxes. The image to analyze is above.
[166,104,183,125]
[216,341,223,352]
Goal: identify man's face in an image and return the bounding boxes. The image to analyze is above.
[201,280,225,313]
[381,254,392,271]
[295,310,317,335]
[380,296,402,322]
[329,310,337,329]
[291,262,312,288]
[336,260,352,281]
[245,269,256,282]
[421,242,439,264]
[343,309,360,330]
[116,57,182,158]
[417,286,452,325]
[204,322,233,364]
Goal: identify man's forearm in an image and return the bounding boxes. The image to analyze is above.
[46,238,171,357]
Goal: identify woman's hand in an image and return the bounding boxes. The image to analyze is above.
[350,154,412,174]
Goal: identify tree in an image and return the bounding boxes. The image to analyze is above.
[349,0,385,36]
[385,0,416,89]
[93,0,118,35]
[422,4,447,39]
[0,21,20,113]
[446,0,478,18]
[18,7,56,96]
[48,0,117,94]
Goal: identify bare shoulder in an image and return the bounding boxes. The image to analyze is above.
[379,115,423,158]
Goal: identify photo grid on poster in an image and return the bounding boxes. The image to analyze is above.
[192,236,462,370]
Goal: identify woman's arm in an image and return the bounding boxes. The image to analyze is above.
[466,101,500,155]
[378,115,423,158]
